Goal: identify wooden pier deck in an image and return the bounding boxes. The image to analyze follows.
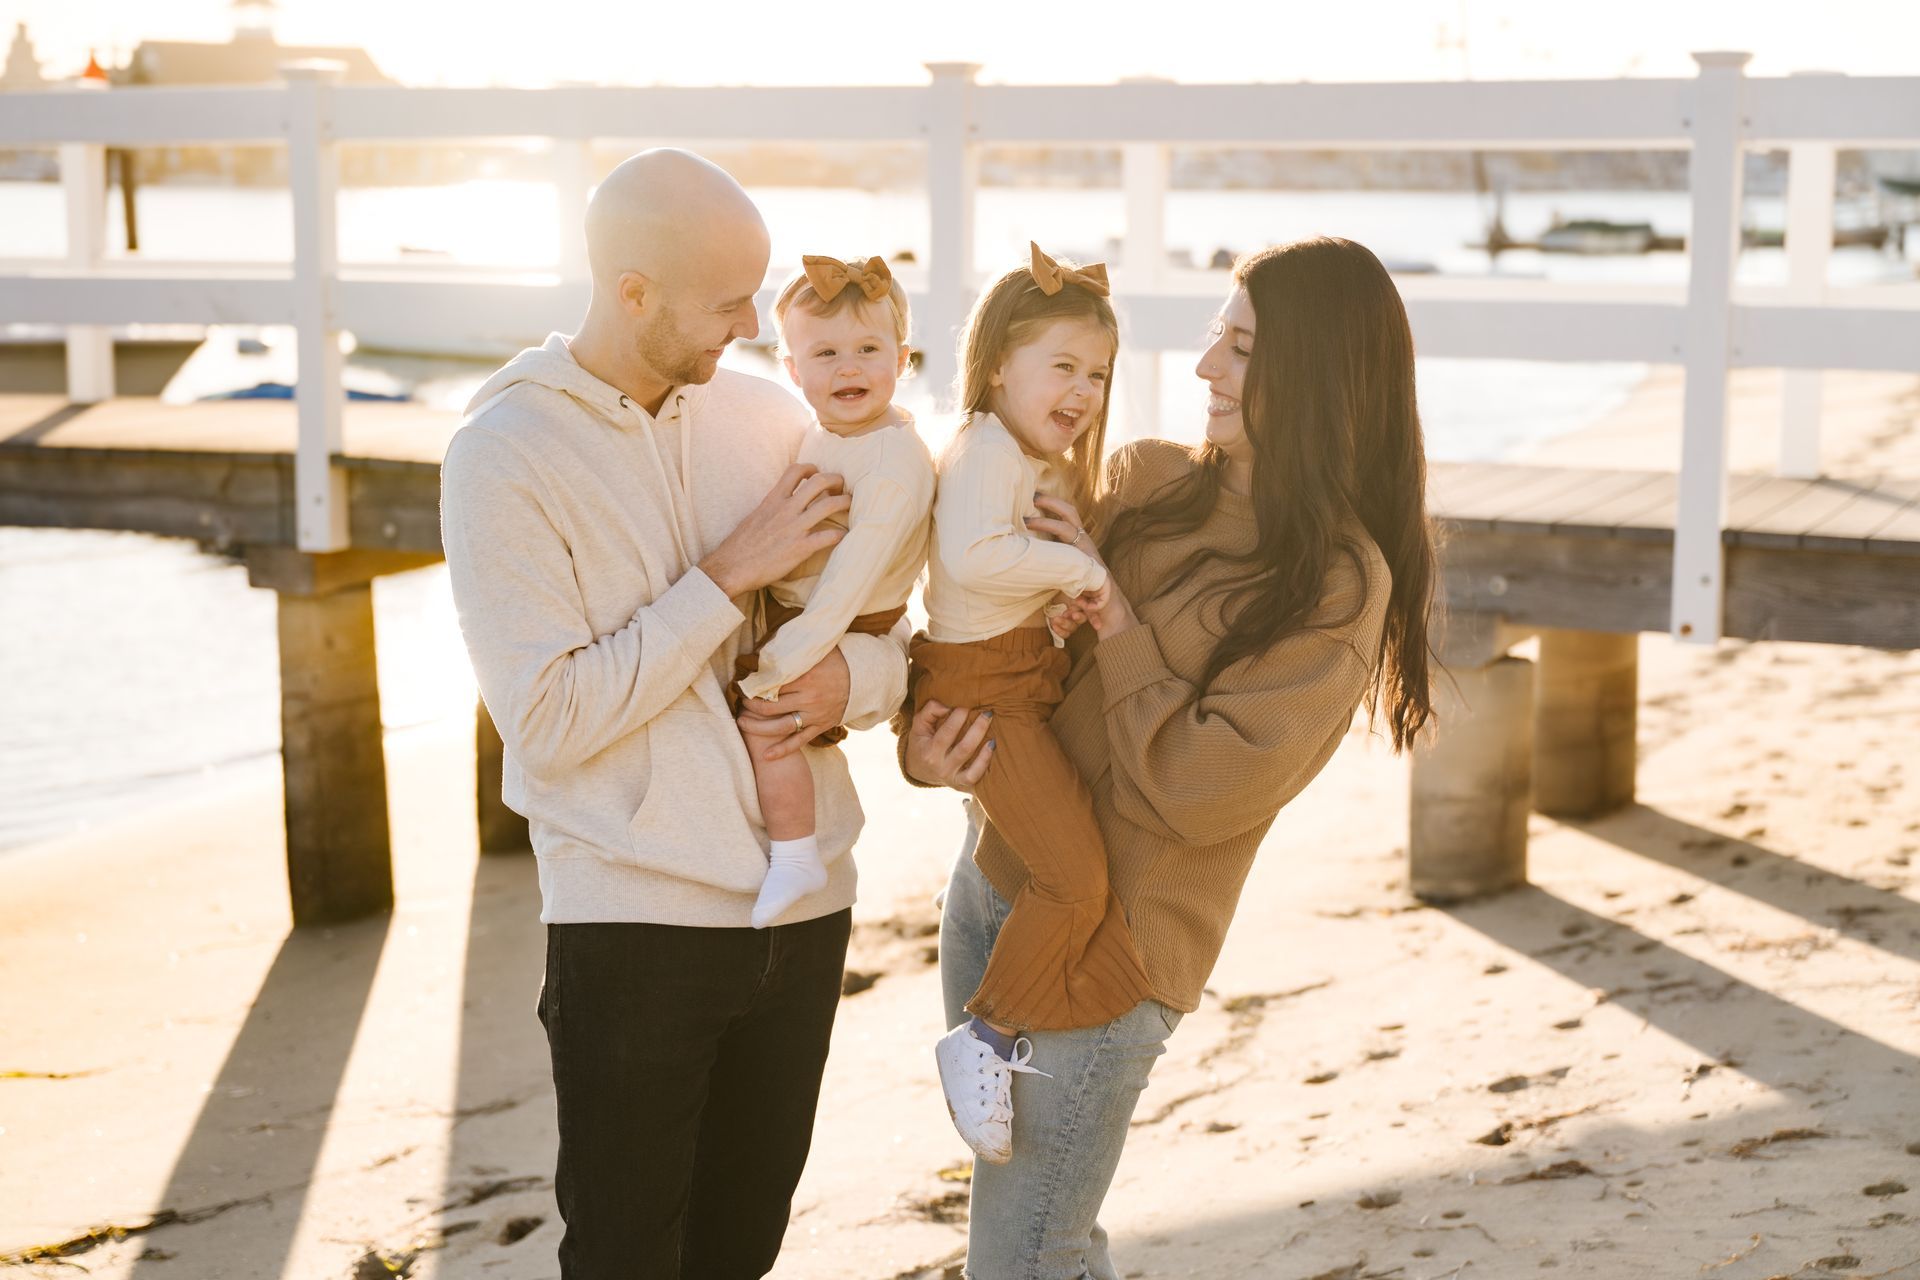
[5,394,1916,645]
[3,393,1918,917]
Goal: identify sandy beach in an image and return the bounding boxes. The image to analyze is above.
[3,370,1918,1280]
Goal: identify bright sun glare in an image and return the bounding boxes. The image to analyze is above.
[16,0,1920,88]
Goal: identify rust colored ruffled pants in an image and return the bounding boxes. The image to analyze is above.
[909,627,1153,1031]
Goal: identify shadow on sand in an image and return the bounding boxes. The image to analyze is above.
[431,846,555,1267]
[124,915,392,1280]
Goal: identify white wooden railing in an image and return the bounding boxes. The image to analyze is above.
[2,55,1919,642]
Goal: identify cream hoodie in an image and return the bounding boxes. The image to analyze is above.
[440,334,909,926]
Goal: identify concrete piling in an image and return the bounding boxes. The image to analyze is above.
[275,582,394,924]
[1410,654,1535,902]
[1533,629,1639,818]
[476,701,531,854]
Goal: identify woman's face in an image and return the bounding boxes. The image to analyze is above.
[1195,286,1256,466]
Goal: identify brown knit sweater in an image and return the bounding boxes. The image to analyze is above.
[968,438,1392,1012]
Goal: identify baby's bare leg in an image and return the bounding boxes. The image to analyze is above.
[744,726,827,928]
[747,729,815,842]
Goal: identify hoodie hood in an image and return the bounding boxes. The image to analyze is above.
[463,332,706,571]
[465,332,630,421]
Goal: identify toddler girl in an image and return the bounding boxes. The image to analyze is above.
[735,254,935,928]
[913,244,1153,1162]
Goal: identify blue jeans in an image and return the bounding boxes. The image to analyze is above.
[940,803,1183,1280]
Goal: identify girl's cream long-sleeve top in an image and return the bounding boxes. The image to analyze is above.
[736,413,936,700]
[924,414,1109,644]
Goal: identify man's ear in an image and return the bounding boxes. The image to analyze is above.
[616,270,654,317]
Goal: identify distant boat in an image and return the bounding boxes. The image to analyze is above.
[1741,224,1892,250]
[1539,219,1656,255]
[202,381,410,403]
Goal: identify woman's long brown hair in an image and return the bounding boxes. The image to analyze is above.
[954,260,1118,525]
[1102,237,1437,752]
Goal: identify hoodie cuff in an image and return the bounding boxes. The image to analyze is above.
[645,567,748,666]
[839,626,909,731]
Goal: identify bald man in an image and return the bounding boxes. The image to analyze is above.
[440,149,909,1278]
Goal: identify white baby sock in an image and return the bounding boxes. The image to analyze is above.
[752,836,828,929]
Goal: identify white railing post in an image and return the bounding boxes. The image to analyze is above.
[284,61,350,553]
[554,138,593,283]
[923,62,981,412]
[59,78,113,403]
[1119,124,1170,441]
[1779,76,1839,479]
[1670,51,1751,644]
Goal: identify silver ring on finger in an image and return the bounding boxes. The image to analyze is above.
[792,712,805,733]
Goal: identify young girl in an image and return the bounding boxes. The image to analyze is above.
[735,254,935,928]
[913,243,1153,1162]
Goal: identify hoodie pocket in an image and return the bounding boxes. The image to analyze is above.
[621,708,769,893]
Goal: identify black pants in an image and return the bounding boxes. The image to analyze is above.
[538,909,852,1279]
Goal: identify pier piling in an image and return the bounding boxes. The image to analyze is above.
[1533,629,1639,818]
[476,702,531,855]
[1410,651,1535,903]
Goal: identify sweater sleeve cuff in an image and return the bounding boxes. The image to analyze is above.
[838,627,908,731]
[646,566,748,663]
[1095,621,1171,708]
[895,716,945,789]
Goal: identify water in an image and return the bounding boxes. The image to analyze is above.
[2,180,1914,850]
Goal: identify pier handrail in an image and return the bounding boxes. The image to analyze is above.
[2,57,1918,640]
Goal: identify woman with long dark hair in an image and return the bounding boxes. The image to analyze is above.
[902,236,1437,1278]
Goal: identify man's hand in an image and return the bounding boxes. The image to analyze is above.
[700,464,851,598]
[903,699,994,792]
[737,647,852,760]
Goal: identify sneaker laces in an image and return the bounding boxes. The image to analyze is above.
[965,1036,1051,1128]
[1007,1037,1052,1079]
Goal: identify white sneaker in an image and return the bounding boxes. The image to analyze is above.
[933,1023,1051,1165]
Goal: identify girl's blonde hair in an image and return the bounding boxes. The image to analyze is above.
[955,259,1118,530]
[771,261,912,357]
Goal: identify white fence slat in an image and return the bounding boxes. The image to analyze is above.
[0,272,297,325]
[1118,137,1170,436]
[286,63,349,554]
[1734,304,1920,373]
[59,127,113,403]
[326,85,932,142]
[970,79,1696,147]
[1744,75,1920,145]
[553,140,593,282]
[1671,52,1751,645]
[0,85,286,146]
[1779,129,1837,479]
[921,63,980,412]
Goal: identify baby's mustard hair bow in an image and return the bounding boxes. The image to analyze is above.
[801,254,894,302]
[1028,241,1110,297]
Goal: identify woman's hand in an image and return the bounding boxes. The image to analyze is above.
[1046,591,1084,641]
[1027,494,1139,639]
[1024,494,1103,566]
[1076,577,1139,639]
[903,700,994,792]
